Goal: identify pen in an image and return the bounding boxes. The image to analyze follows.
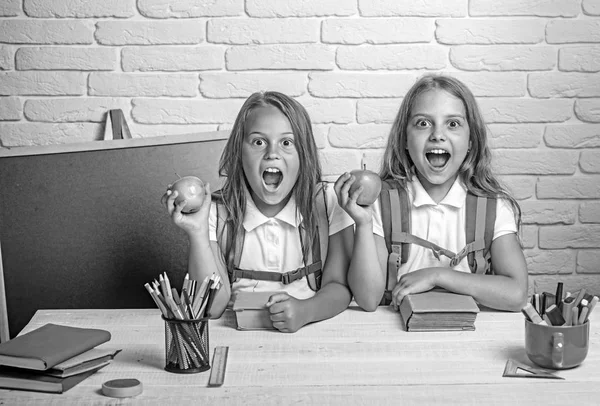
[182,288,194,319]
[159,274,169,298]
[205,281,222,318]
[533,293,540,314]
[145,283,169,317]
[192,276,210,314]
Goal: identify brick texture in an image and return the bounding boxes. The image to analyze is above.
[0,1,599,291]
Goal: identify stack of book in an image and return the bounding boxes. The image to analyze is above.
[0,323,119,393]
[399,289,480,331]
[232,291,280,330]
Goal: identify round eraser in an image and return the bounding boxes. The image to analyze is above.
[102,378,143,398]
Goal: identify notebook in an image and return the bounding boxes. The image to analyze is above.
[0,324,111,370]
[0,363,107,393]
[44,348,121,378]
[232,291,279,330]
[399,289,480,331]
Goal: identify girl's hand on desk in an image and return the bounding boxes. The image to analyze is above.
[334,172,373,227]
[266,293,306,333]
[162,183,212,235]
[391,268,441,310]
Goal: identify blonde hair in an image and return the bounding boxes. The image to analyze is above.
[380,74,522,229]
[217,91,322,269]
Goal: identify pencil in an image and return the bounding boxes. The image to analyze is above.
[163,272,173,298]
[585,296,598,322]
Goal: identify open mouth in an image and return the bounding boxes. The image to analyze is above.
[425,149,451,169]
[262,167,283,190]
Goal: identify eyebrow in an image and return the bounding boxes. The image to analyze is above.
[411,113,466,120]
[247,131,295,136]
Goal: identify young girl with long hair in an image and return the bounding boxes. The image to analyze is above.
[163,91,354,332]
[335,75,527,312]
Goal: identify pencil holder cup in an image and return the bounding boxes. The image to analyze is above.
[163,316,210,374]
[525,319,590,369]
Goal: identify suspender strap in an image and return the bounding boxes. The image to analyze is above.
[391,231,456,261]
[307,184,329,291]
[231,261,322,285]
[464,194,496,274]
[381,185,411,305]
[380,188,392,254]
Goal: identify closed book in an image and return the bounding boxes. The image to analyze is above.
[45,348,121,378]
[0,324,111,371]
[399,289,480,332]
[232,291,279,330]
[0,363,107,393]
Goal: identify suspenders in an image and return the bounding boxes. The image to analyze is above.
[380,180,496,305]
[216,184,329,292]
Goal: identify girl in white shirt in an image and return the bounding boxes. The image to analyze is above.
[335,75,528,312]
[163,91,354,332]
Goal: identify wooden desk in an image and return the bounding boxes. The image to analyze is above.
[3,308,599,405]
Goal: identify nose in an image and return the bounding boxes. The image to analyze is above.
[265,142,281,159]
[429,125,446,141]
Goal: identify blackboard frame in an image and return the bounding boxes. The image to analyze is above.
[0,131,229,339]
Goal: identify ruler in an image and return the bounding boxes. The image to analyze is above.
[208,346,229,387]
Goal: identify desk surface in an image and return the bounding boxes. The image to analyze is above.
[2,308,599,405]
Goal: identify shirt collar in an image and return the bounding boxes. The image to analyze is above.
[409,176,467,208]
[243,190,302,231]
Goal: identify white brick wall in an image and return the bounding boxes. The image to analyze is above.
[1,0,599,293]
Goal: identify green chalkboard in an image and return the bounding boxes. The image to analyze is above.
[0,131,228,338]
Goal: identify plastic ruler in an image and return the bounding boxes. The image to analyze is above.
[208,346,229,387]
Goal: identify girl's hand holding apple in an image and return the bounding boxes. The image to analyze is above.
[334,172,376,227]
[161,176,212,235]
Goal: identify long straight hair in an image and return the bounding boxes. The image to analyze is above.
[380,74,522,230]
[217,91,322,270]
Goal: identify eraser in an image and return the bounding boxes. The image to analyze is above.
[102,378,143,398]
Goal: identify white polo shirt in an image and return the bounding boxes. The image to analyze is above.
[372,177,517,277]
[209,184,354,299]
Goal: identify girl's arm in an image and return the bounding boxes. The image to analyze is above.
[266,225,354,332]
[334,172,387,311]
[393,233,528,312]
[347,225,387,311]
[301,225,354,322]
[163,183,231,318]
[186,236,231,318]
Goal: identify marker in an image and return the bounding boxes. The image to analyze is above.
[573,288,586,309]
[522,303,547,325]
[545,304,565,326]
[572,306,579,325]
[555,282,564,311]
[562,296,576,326]
[578,306,589,325]
[584,296,598,323]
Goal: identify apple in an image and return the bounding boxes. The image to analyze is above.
[170,176,205,214]
[349,169,382,206]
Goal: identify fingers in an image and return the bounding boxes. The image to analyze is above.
[266,293,289,307]
[200,182,212,212]
[334,173,359,210]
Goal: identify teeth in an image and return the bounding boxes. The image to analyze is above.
[264,168,281,173]
[427,149,448,154]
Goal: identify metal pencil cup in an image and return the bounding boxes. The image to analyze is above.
[163,316,210,373]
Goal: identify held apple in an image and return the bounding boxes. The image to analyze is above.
[170,176,205,214]
[349,169,382,206]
